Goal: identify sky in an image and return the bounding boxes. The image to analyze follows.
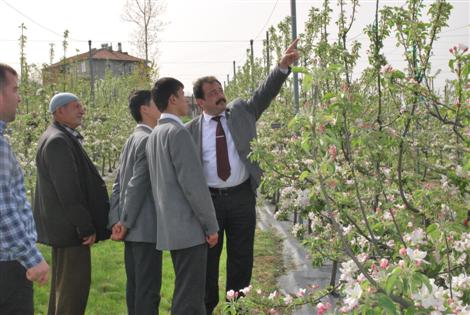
[0,0,469,93]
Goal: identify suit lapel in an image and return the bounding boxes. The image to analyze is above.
[196,115,204,158]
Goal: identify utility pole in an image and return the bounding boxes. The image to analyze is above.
[291,0,300,113]
[266,31,270,75]
[250,39,255,92]
[88,40,95,106]
[233,60,236,82]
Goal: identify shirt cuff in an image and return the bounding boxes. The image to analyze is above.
[18,245,43,270]
[279,67,289,74]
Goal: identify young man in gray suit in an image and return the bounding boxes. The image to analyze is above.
[186,38,299,314]
[147,77,219,315]
[108,90,162,315]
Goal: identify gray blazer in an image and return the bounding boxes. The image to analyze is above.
[146,118,219,250]
[109,125,157,243]
[186,66,290,193]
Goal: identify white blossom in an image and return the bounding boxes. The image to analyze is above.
[411,279,446,312]
[340,260,359,283]
[404,228,426,246]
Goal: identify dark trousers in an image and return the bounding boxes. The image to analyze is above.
[170,243,208,315]
[124,241,162,315]
[48,245,91,315]
[205,181,256,314]
[0,261,34,315]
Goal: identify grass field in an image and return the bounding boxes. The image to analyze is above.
[33,226,284,315]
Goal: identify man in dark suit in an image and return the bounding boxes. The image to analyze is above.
[186,38,299,314]
[147,77,219,315]
[33,92,110,315]
[108,90,162,315]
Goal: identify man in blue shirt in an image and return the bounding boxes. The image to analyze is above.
[0,63,49,314]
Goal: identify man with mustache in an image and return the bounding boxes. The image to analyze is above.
[34,93,110,315]
[187,38,300,314]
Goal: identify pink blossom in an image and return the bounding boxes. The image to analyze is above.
[239,285,252,296]
[328,145,337,160]
[268,290,278,300]
[398,260,405,268]
[317,302,332,315]
[458,43,469,52]
[283,294,293,305]
[399,247,407,256]
[296,288,306,297]
[380,258,389,269]
[226,289,237,301]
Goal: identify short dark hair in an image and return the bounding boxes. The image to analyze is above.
[0,63,18,92]
[128,90,152,123]
[192,76,221,100]
[151,77,184,112]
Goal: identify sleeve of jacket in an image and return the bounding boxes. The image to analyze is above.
[246,65,290,120]
[43,137,95,238]
[121,136,151,229]
[170,127,219,236]
[108,165,121,229]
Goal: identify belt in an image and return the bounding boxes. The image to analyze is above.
[209,179,250,196]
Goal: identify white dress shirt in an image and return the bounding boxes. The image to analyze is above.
[201,111,249,188]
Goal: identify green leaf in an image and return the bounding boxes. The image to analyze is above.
[385,273,399,294]
[391,70,405,80]
[377,293,397,315]
[448,59,455,71]
[299,170,310,181]
[322,92,336,102]
[426,223,441,241]
[292,66,310,74]
[302,73,314,90]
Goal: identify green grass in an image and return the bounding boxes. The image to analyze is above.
[33,228,283,315]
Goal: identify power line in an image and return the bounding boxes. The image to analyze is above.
[254,0,280,40]
[0,0,83,41]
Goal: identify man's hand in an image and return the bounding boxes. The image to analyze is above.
[279,38,300,69]
[111,222,128,241]
[26,259,49,286]
[206,233,219,248]
[82,233,96,246]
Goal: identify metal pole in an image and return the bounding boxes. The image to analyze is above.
[250,39,254,92]
[266,31,270,75]
[233,60,236,82]
[227,74,230,85]
[290,0,299,113]
[88,40,95,106]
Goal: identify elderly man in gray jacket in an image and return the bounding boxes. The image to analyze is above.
[109,90,162,315]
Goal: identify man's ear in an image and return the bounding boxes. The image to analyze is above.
[140,104,149,116]
[195,98,204,109]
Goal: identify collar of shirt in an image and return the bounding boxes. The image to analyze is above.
[0,120,5,135]
[59,123,84,142]
[203,111,227,123]
[136,123,153,132]
[160,113,184,126]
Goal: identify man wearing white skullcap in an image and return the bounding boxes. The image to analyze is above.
[33,92,110,315]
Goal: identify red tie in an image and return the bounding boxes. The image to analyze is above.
[212,116,231,181]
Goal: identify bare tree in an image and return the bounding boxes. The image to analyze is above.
[122,0,165,69]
